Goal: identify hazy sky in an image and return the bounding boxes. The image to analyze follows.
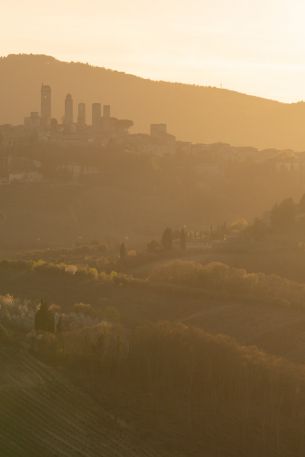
[2,0,305,102]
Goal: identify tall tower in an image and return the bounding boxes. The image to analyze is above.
[77,103,86,127]
[92,103,101,130]
[64,94,74,127]
[103,105,111,118]
[41,84,51,127]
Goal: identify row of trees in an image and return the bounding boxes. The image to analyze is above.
[119,228,187,261]
[45,321,305,457]
[148,227,187,253]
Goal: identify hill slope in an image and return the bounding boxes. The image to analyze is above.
[2,54,305,150]
[0,345,172,457]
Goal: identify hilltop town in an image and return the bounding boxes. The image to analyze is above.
[0,84,180,183]
[25,85,135,140]
[1,84,305,186]
[0,84,305,251]
[3,54,305,151]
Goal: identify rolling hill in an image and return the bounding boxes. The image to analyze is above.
[2,256,305,456]
[2,53,305,150]
[0,344,172,457]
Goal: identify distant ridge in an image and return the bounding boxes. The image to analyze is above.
[1,53,305,150]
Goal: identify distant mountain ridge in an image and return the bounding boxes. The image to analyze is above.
[1,53,305,150]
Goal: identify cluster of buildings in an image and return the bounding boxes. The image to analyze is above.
[24,84,134,141]
[0,84,180,183]
[21,84,179,156]
[4,84,305,186]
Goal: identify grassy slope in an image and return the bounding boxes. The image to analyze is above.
[0,345,173,457]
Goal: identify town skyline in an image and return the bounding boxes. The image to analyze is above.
[2,53,305,151]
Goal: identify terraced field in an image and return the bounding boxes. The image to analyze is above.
[0,347,172,457]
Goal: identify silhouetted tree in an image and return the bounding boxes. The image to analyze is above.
[244,218,268,241]
[120,242,127,261]
[162,228,173,251]
[56,314,63,334]
[147,240,161,253]
[180,228,187,250]
[270,198,296,230]
[299,193,305,213]
[34,300,55,333]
